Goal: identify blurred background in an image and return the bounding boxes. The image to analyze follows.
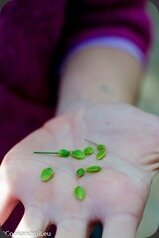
[0,1,159,238]
[136,2,159,238]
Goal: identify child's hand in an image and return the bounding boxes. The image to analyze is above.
[0,103,159,238]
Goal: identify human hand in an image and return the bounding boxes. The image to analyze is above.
[0,103,159,238]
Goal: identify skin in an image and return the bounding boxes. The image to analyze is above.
[0,48,158,238]
[56,47,142,115]
[0,103,159,238]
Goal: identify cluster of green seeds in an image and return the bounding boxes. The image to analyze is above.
[74,165,102,200]
[34,139,107,201]
[76,165,102,178]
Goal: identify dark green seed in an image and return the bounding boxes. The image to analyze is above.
[74,185,86,200]
[84,146,94,156]
[41,167,54,182]
[71,150,85,160]
[84,139,107,153]
[86,165,102,173]
[58,149,70,157]
[97,144,106,151]
[96,150,107,160]
[76,168,85,178]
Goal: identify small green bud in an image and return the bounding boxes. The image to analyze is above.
[41,167,54,182]
[76,168,85,177]
[71,150,85,160]
[86,165,102,173]
[97,144,106,151]
[58,149,70,157]
[84,146,94,156]
[74,185,86,201]
[96,150,107,160]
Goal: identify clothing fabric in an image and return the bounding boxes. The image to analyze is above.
[0,0,152,235]
[0,0,152,158]
[65,37,146,65]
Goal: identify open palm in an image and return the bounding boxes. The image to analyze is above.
[0,103,159,238]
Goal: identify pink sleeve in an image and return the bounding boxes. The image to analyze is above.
[64,0,153,62]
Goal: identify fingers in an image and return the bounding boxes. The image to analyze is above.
[13,206,49,238]
[55,217,88,238]
[0,179,18,225]
[102,214,139,238]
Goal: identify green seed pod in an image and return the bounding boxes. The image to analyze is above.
[58,149,70,157]
[97,144,106,151]
[84,139,107,153]
[74,185,86,201]
[84,146,94,156]
[41,167,54,182]
[76,168,85,178]
[96,150,107,160]
[86,165,102,173]
[71,150,85,160]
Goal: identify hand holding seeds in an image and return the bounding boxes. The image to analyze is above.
[36,139,106,201]
[0,104,159,238]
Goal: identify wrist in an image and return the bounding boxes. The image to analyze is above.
[56,47,142,116]
[55,99,98,116]
[55,94,124,116]
[55,81,135,116]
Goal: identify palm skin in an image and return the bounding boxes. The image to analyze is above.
[0,103,159,238]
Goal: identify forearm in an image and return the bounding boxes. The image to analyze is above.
[55,47,143,116]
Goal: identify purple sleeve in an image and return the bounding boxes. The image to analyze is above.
[66,37,145,64]
[65,0,153,62]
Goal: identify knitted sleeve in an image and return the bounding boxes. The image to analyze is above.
[64,0,153,63]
